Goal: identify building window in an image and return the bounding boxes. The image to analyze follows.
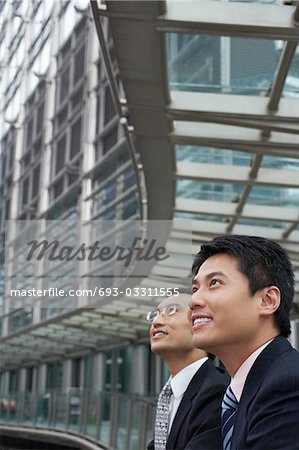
[104,86,116,125]
[46,361,63,390]
[73,45,85,86]
[49,17,87,204]
[18,81,45,219]
[8,370,19,394]
[0,127,15,227]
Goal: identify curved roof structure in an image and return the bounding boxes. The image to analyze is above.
[1,0,299,369]
[92,0,299,301]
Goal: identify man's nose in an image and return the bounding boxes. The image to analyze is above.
[152,312,166,325]
[191,289,206,310]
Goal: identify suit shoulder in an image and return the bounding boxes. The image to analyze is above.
[205,360,230,385]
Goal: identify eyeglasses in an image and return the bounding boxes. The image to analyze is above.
[146,304,179,322]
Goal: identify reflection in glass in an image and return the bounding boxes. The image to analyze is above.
[248,186,299,207]
[176,145,252,166]
[167,33,280,95]
[177,179,243,202]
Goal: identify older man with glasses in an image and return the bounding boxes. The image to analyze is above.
[146,290,229,450]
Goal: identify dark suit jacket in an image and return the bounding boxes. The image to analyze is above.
[147,358,229,450]
[231,335,299,450]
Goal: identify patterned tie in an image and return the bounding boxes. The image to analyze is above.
[222,386,238,450]
[154,380,173,450]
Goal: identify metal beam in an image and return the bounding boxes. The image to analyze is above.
[176,162,299,188]
[157,1,299,40]
[168,91,299,135]
[169,90,299,122]
[176,198,299,223]
[171,122,299,158]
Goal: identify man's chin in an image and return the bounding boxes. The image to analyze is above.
[151,343,170,356]
[192,336,209,351]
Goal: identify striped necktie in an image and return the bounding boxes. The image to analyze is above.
[222,386,238,450]
[154,380,173,450]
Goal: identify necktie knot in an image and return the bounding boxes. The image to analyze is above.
[222,386,238,450]
[154,380,173,450]
[161,380,173,399]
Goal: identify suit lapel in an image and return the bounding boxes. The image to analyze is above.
[166,359,212,450]
[232,336,291,449]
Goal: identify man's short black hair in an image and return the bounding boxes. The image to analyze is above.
[192,235,294,337]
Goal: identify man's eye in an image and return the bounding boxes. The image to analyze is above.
[192,287,198,293]
[210,279,221,286]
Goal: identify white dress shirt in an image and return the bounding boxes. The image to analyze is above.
[167,357,209,433]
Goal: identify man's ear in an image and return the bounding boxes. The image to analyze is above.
[259,286,280,316]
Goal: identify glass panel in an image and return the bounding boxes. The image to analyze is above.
[22,177,29,206]
[123,166,136,190]
[26,117,34,145]
[104,86,116,124]
[103,126,118,154]
[68,390,81,431]
[59,65,70,103]
[221,0,281,3]
[73,44,85,85]
[129,400,142,450]
[36,101,44,135]
[0,397,8,422]
[35,393,48,426]
[99,392,111,445]
[6,395,18,424]
[46,361,63,389]
[72,86,83,110]
[86,392,98,439]
[103,181,116,206]
[70,117,82,159]
[23,393,35,425]
[54,392,67,429]
[236,217,288,229]
[175,211,228,222]
[122,193,138,219]
[167,34,220,93]
[117,347,132,394]
[116,396,130,450]
[57,106,68,128]
[56,135,66,174]
[32,165,40,198]
[248,186,299,207]
[262,155,299,170]
[176,145,252,166]
[53,177,64,198]
[176,179,244,202]
[84,354,94,389]
[167,34,280,95]
[285,46,299,96]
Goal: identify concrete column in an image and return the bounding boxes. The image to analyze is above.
[132,344,148,395]
[19,367,27,392]
[63,359,72,391]
[37,364,47,394]
[93,353,104,391]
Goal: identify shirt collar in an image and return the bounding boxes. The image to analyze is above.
[170,357,209,399]
[231,339,274,402]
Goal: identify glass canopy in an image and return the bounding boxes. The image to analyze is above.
[98,0,299,305]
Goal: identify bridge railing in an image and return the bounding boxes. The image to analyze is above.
[0,389,156,450]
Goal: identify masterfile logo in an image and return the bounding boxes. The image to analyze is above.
[4,219,193,309]
[26,237,169,266]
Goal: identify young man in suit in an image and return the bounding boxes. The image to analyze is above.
[191,234,299,450]
[147,291,229,450]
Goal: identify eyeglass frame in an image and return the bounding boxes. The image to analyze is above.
[146,304,184,322]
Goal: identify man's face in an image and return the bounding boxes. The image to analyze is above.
[191,253,262,357]
[149,294,194,356]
